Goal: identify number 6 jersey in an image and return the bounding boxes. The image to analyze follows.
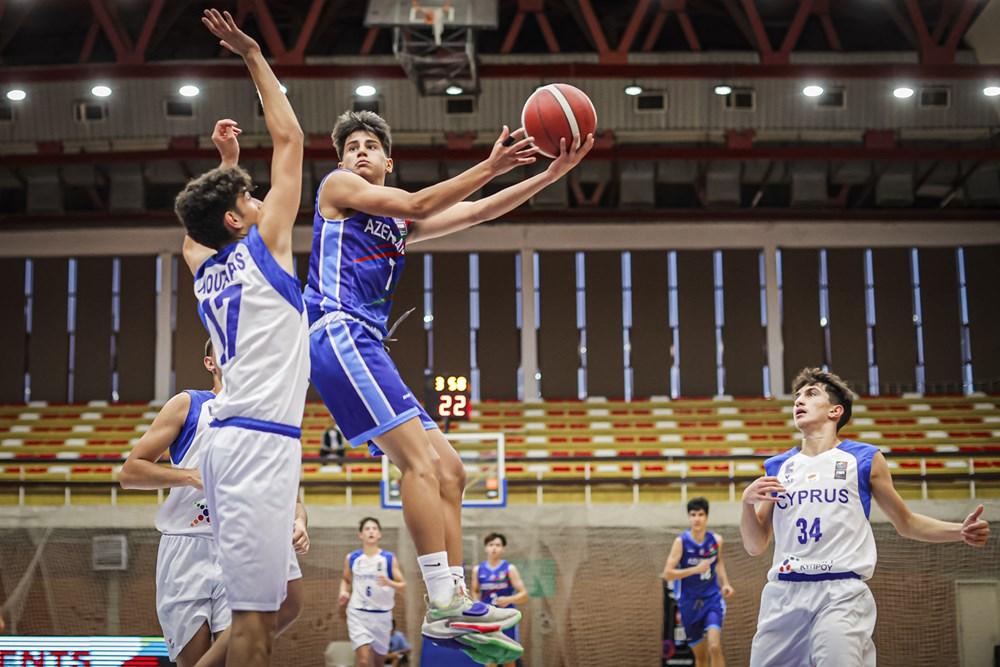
[763,441,879,582]
[194,226,310,429]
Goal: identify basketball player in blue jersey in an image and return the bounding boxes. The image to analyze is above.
[471,533,529,667]
[173,10,310,666]
[119,340,309,667]
[338,517,406,667]
[741,367,991,667]
[305,109,593,664]
[661,498,734,667]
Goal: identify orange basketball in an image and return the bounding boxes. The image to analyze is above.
[520,83,598,158]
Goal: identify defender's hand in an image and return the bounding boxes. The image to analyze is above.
[212,119,242,166]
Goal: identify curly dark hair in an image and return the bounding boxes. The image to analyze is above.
[174,166,253,250]
[792,367,858,431]
[331,110,392,159]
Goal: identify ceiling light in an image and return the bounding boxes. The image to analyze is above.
[893,86,914,99]
[714,84,732,96]
[178,84,200,97]
[445,85,463,95]
[91,84,112,98]
[802,85,824,97]
[624,85,643,96]
[355,84,377,97]
[6,89,26,101]
[984,86,1000,97]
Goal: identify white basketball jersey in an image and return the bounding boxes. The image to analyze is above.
[194,226,309,429]
[348,549,397,611]
[155,390,215,536]
[765,440,879,582]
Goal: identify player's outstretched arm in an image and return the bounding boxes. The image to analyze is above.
[871,452,990,546]
[321,126,536,221]
[407,133,595,244]
[202,9,302,273]
[119,393,202,490]
[740,476,782,556]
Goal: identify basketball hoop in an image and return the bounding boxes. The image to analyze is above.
[410,0,453,46]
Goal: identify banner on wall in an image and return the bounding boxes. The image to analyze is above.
[0,636,170,666]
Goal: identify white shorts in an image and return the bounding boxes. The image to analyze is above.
[200,424,302,612]
[346,607,393,655]
[750,578,876,667]
[156,534,231,661]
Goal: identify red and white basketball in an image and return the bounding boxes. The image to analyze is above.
[520,83,598,159]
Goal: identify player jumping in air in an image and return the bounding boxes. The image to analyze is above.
[304,109,592,663]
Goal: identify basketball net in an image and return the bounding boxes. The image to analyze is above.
[410,0,452,46]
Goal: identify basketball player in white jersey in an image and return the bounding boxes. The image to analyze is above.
[741,367,990,666]
[119,340,310,666]
[338,517,406,667]
[307,109,593,663]
[173,10,309,666]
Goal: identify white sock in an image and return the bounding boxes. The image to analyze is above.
[418,551,455,607]
[450,565,467,595]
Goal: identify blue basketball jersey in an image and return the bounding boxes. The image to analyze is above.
[477,560,516,607]
[304,170,411,335]
[674,530,721,602]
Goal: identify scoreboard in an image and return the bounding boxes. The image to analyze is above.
[428,374,470,421]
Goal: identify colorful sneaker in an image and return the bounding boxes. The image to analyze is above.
[421,593,521,639]
[429,630,524,665]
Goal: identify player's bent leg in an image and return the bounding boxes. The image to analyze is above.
[689,640,709,667]
[426,429,467,567]
[810,580,876,667]
[175,622,213,667]
[354,643,374,667]
[276,577,303,636]
[226,610,277,667]
[372,418,447,557]
[705,627,725,667]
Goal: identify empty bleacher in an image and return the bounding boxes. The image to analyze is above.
[2,395,999,506]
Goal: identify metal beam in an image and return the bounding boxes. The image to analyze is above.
[250,0,289,62]
[289,0,327,63]
[576,0,617,63]
[360,27,380,55]
[500,9,527,54]
[943,0,978,54]
[615,0,653,57]
[641,5,670,52]
[738,0,775,62]
[130,0,166,65]
[777,0,814,58]
[87,0,134,63]
[534,11,560,53]
[0,0,31,56]
[78,21,100,63]
[676,10,701,52]
[6,61,1000,83]
[931,0,960,43]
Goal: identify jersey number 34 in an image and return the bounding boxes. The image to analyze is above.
[795,517,823,544]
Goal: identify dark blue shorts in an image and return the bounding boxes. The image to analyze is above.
[309,314,436,456]
[678,595,725,645]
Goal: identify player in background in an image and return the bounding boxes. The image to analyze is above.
[119,339,309,667]
[741,367,990,667]
[174,10,309,665]
[471,533,529,667]
[306,108,593,663]
[337,517,406,667]
[661,498,734,667]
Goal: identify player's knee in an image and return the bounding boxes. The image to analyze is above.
[436,454,466,495]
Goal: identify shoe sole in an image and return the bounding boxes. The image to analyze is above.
[422,608,522,637]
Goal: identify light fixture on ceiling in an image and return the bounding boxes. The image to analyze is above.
[91,84,112,98]
[624,84,643,96]
[714,84,732,96]
[984,85,1000,97]
[6,89,26,101]
[802,84,824,97]
[445,85,463,95]
[893,86,914,99]
[355,84,377,97]
[178,84,200,97]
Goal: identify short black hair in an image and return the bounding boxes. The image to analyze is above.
[174,166,253,250]
[792,367,857,431]
[359,516,381,532]
[331,110,392,159]
[687,497,709,514]
[484,532,507,547]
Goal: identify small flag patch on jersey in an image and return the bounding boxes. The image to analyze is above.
[834,460,848,480]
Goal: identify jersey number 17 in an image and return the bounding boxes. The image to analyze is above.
[201,284,243,365]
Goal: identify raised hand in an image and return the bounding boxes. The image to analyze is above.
[961,504,989,547]
[201,9,260,58]
[545,133,596,180]
[742,476,786,505]
[212,118,242,167]
[485,126,538,176]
